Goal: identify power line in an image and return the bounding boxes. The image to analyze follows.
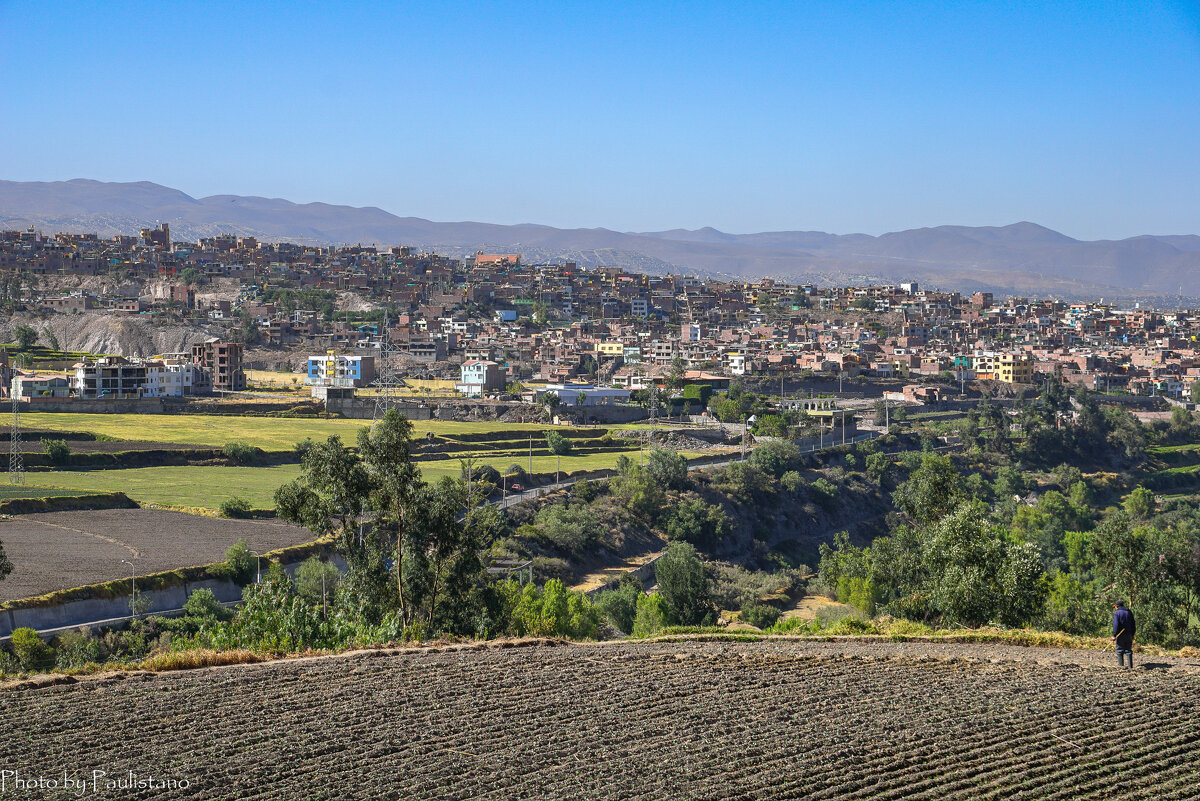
[9,376,24,485]
[373,313,401,421]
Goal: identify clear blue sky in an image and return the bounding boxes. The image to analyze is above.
[2,0,1199,239]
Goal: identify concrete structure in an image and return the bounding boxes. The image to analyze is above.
[13,373,70,399]
[306,352,377,388]
[191,339,246,391]
[71,357,151,398]
[457,360,505,397]
[534,383,632,407]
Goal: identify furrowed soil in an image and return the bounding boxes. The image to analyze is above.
[0,509,314,601]
[2,640,1198,800]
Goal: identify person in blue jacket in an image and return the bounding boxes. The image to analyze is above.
[1113,600,1135,669]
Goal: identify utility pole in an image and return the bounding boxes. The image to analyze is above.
[742,414,747,461]
[556,453,561,488]
[529,434,533,474]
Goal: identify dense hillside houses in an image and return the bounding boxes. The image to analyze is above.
[4,227,1200,402]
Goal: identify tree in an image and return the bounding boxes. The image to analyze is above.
[42,327,60,352]
[1124,486,1155,521]
[893,453,964,526]
[13,324,37,350]
[654,542,715,626]
[665,499,731,550]
[545,430,572,455]
[294,556,342,610]
[646,447,688,490]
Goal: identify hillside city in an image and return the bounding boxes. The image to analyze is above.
[2,224,1198,408]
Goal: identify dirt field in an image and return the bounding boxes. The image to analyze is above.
[2,640,1198,799]
[0,509,314,601]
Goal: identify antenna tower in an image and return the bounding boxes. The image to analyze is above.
[9,376,24,485]
[373,313,401,421]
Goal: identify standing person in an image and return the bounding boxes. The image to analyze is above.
[1113,600,1136,669]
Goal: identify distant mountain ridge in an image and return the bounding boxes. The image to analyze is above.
[2,178,1198,299]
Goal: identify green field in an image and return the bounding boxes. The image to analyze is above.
[0,484,93,500]
[23,413,575,451]
[27,448,714,511]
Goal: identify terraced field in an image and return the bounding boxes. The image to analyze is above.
[2,640,1198,800]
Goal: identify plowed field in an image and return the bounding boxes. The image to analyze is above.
[2,640,1199,800]
[0,509,314,601]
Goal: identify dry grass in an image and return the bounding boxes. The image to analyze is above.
[138,649,272,672]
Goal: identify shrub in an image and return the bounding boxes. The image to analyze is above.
[222,441,262,465]
[571,480,599,503]
[207,540,257,585]
[593,577,642,634]
[219,497,253,519]
[809,477,840,510]
[183,588,226,620]
[780,470,804,493]
[43,439,71,465]
[646,448,689,490]
[10,627,55,672]
[535,504,603,557]
[54,628,103,669]
[740,602,782,629]
[749,440,801,478]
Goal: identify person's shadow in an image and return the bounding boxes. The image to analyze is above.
[1138,662,1172,671]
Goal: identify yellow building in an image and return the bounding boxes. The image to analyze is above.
[974,351,1034,383]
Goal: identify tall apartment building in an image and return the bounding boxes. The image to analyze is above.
[191,339,246,391]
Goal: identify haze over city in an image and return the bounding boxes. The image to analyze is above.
[3,0,1199,239]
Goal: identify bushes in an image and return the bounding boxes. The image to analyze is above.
[502,579,599,639]
[809,477,840,510]
[748,440,801,478]
[54,628,103,669]
[207,540,257,585]
[740,602,781,630]
[780,470,804,493]
[647,448,689,490]
[593,576,642,633]
[534,504,603,558]
[43,439,71,465]
[222,441,263,465]
[219,497,253,519]
[10,627,55,672]
[294,556,341,608]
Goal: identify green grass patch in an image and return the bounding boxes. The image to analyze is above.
[28,448,714,510]
[23,413,584,451]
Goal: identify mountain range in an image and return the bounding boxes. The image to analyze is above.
[3,178,1199,300]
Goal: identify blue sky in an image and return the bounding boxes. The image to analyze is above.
[2,0,1199,238]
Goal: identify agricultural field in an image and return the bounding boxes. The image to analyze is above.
[27,448,715,511]
[0,509,314,601]
[2,640,1198,799]
[29,465,302,510]
[22,412,576,451]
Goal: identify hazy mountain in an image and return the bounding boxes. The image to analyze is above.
[2,178,1198,299]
